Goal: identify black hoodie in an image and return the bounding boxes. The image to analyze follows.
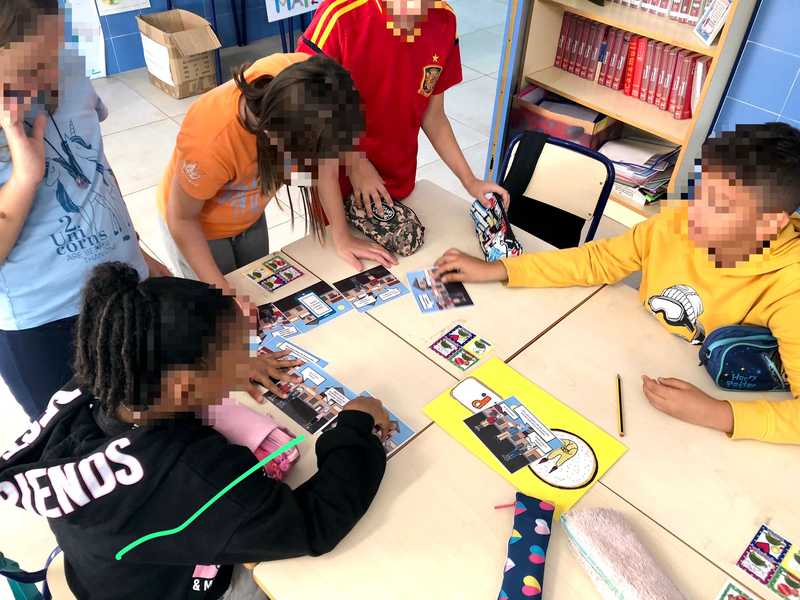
[0,382,386,599]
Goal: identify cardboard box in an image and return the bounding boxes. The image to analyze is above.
[136,9,222,99]
[510,85,622,150]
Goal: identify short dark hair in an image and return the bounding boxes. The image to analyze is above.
[74,262,238,414]
[233,54,365,240]
[702,122,800,215]
[0,0,59,48]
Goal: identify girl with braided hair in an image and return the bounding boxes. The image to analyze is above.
[0,262,392,600]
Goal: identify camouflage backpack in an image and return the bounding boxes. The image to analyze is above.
[344,197,425,256]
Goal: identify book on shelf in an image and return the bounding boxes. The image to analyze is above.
[554,12,573,69]
[646,42,665,104]
[612,31,633,90]
[639,39,656,101]
[630,36,648,98]
[622,34,640,95]
[657,46,680,110]
[691,55,712,113]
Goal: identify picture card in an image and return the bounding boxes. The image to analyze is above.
[450,348,478,371]
[782,544,800,579]
[769,567,800,599]
[714,579,758,600]
[270,281,353,335]
[257,303,298,343]
[245,252,304,293]
[738,545,779,584]
[332,265,409,312]
[450,377,503,413]
[321,391,415,457]
[262,361,358,434]
[259,336,328,368]
[465,396,563,474]
[407,268,473,314]
[751,524,791,563]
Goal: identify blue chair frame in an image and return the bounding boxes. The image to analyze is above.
[497,131,616,244]
[1,547,62,600]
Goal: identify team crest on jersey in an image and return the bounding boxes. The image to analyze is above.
[419,65,443,97]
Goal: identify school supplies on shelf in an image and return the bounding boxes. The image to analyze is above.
[424,359,627,514]
[599,137,678,201]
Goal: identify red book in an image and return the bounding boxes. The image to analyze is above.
[656,0,671,16]
[691,55,712,113]
[575,19,592,75]
[593,29,610,81]
[677,0,692,22]
[600,29,620,87]
[669,0,683,20]
[667,50,690,115]
[589,25,609,80]
[639,39,656,101]
[612,31,633,90]
[688,0,703,23]
[646,42,665,104]
[657,46,680,110]
[623,35,640,95]
[630,36,649,97]
[554,13,573,69]
[567,17,585,74]
[675,54,699,119]
[578,21,596,78]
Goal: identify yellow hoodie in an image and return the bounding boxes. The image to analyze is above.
[501,205,800,444]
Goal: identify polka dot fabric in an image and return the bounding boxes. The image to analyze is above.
[497,493,554,600]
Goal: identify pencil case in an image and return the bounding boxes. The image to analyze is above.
[470,193,523,262]
[560,508,686,600]
[206,398,300,481]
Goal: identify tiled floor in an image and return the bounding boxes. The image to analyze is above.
[0,1,506,574]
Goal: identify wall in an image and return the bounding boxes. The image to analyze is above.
[101,0,287,75]
[712,0,800,133]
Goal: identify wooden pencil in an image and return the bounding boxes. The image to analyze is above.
[616,373,625,437]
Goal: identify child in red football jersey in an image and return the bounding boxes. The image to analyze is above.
[299,0,509,269]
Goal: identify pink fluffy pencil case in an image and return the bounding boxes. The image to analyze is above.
[206,398,300,481]
[560,508,686,600]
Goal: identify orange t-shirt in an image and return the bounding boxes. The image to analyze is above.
[157,53,309,240]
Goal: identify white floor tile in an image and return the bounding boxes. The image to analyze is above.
[93,77,167,137]
[450,0,507,36]
[415,141,489,202]
[104,119,180,196]
[114,68,199,118]
[172,114,186,126]
[459,27,503,75]
[417,118,488,167]
[444,76,499,137]
[122,185,171,266]
[460,65,484,84]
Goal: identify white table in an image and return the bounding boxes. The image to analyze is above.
[508,283,797,596]
[253,426,736,600]
[279,180,602,377]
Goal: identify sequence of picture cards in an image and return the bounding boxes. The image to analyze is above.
[736,523,800,598]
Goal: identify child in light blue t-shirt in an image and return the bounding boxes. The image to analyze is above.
[0,0,168,419]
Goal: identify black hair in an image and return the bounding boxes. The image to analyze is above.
[0,0,59,47]
[702,122,800,215]
[74,263,238,414]
[233,54,365,240]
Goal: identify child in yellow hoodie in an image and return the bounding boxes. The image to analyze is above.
[435,122,800,445]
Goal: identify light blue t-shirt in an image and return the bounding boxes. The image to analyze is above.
[0,50,148,330]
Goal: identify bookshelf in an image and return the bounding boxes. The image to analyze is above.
[488,0,758,227]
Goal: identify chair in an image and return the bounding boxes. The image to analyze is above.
[498,130,615,249]
[1,547,66,600]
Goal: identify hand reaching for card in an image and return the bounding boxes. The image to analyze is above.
[248,349,304,400]
[434,248,509,284]
[342,395,393,440]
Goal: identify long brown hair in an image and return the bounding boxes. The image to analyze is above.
[233,55,365,239]
[0,0,58,48]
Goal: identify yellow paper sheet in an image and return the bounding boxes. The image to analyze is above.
[424,358,627,513]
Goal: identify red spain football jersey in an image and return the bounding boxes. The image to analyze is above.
[298,0,463,200]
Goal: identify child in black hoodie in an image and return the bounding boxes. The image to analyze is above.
[0,262,389,599]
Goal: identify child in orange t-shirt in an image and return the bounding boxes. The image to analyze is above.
[156,53,386,306]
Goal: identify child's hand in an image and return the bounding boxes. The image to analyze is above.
[1,112,47,190]
[349,156,392,218]
[434,248,509,283]
[332,230,397,271]
[248,350,304,400]
[342,396,393,440]
[464,176,510,209]
[641,375,734,434]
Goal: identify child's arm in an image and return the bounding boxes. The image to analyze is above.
[0,114,46,265]
[437,211,657,287]
[421,94,509,207]
[166,177,232,293]
[317,157,396,270]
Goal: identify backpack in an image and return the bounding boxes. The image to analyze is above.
[698,325,790,391]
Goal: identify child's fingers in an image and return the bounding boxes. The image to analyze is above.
[379,184,392,205]
[657,377,692,390]
[31,112,47,140]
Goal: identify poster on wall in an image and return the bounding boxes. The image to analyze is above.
[68,0,106,79]
[265,0,320,23]
[95,0,151,17]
